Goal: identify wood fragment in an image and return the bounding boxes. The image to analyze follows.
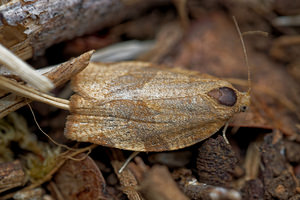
[0,0,170,59]
[0,160,25,193]
[138,165,189,200]
[45,50,94,87]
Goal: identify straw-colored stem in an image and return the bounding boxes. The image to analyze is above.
[0,76,69,110]
[0,44,54,92]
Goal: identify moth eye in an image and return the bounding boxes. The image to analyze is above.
[207,87,237,106]
[240,105,248,112]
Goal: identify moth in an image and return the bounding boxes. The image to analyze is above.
[64,18,251,152]
[0,18,250,152]
[64,61,250,152]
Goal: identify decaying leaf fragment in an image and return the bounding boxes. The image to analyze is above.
[65,61,250,151]
[51,154,110,200]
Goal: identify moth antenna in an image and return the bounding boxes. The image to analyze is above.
[233,16,251,94]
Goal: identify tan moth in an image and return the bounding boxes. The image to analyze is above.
[64,61,250,151]
[0,18,251,152]
[64,17,251,152]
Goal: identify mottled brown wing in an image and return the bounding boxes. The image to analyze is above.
[65,62,237,151]
[65,113,226,151]
[71,62,227,102]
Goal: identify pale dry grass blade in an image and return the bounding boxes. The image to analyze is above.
[0,44,54,92]
[0,76,70,110]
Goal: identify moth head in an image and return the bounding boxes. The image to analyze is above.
[238,91,250,112]
[207,86,250,113]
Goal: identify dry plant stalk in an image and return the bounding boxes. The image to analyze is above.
[0,44,53,92]
[0,76,69,110]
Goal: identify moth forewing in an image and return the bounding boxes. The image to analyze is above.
[64,62,250,152]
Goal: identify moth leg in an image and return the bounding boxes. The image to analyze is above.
[118,151,140,173]
[222,122,230,144]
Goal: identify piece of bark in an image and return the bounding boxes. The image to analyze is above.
[0,51,92,118]
[196,135,239,186]
[138,165,189,200]
[241,179,264,200]
[0,160,25,193]
[51,153,111,200]
[0,0,170,59]
[261,134,297,199]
